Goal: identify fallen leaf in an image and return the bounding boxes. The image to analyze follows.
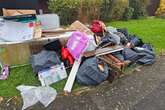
[0,96,3,103]
[135,68,141,72]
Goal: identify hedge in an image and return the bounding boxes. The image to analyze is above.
[48,0,148,25]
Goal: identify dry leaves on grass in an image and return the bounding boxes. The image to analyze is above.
[0,96,3,103]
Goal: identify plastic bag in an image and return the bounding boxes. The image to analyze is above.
[17,85,57,110]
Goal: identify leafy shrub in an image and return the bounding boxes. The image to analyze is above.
[48,0,80,25]
[48,0,148,24]
[109,0,129,20]
[79,0,103,23]
[129,0,148,19]
[100,0,129,21]
[123,7,134,21]
[48,0,103,25]
[100,0,113,21]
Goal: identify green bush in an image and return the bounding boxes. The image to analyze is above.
[48,0,103,25]
[129,0,148,19]
[110,0,129,20]
[123,7,134,21]
[100,0,129,21]
[48,0,148,24]
[48,0,80,25]
[100,0,113,21]
[79,0,103,23]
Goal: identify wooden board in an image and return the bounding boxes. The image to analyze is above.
[83,45,124,57]
[0,35,68,65]
[0,43,31,65]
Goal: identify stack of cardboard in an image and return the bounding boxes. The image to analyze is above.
[0,9,41,65]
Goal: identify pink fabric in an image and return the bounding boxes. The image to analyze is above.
[0,65,9,80]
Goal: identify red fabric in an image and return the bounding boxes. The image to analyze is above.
[28,22,34,28]
[61,47,74,65]
[90,20,106,33]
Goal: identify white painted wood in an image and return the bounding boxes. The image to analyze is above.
[64,58,81,93]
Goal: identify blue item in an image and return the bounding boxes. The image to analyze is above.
[122,46,155,65]
[30,50,61,74]
[134,46,156,65]
[76,57,109,86]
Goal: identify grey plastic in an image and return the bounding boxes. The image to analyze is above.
[37,14,60,30]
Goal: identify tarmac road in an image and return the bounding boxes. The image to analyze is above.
[1,56,165,110]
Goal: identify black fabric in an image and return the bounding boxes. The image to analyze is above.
[3,14,36,22]
[117,28,129,38]
[43,40,62,52]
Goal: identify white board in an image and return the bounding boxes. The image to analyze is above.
[64,57,81,93]
[0,20,34,42]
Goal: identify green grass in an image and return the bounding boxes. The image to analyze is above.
[0,18,165,97]
[0,65,39,97]
[0,65,80,97]
[109,18,165,54]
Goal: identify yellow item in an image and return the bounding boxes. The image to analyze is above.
[156,0,165,16]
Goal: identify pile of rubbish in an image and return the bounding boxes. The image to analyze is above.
[0,9,156,110]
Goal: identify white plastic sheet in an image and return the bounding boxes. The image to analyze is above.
[37,14,60,30]
[17,85,57,110]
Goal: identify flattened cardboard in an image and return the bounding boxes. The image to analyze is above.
[3,9,36,16]
[69,21,93,35]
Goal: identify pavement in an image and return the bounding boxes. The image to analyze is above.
[1,56,165,110]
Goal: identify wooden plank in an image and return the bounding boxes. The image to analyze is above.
[83,45,124,57]
[95,45,124,56]
[97,56,124,75]
[0,43,31,65]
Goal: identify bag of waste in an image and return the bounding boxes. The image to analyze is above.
[30,50,61,73]
[134,45,156,65]
[98,32,120,47]
[76,57,109,85]
[122,46,156,65]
